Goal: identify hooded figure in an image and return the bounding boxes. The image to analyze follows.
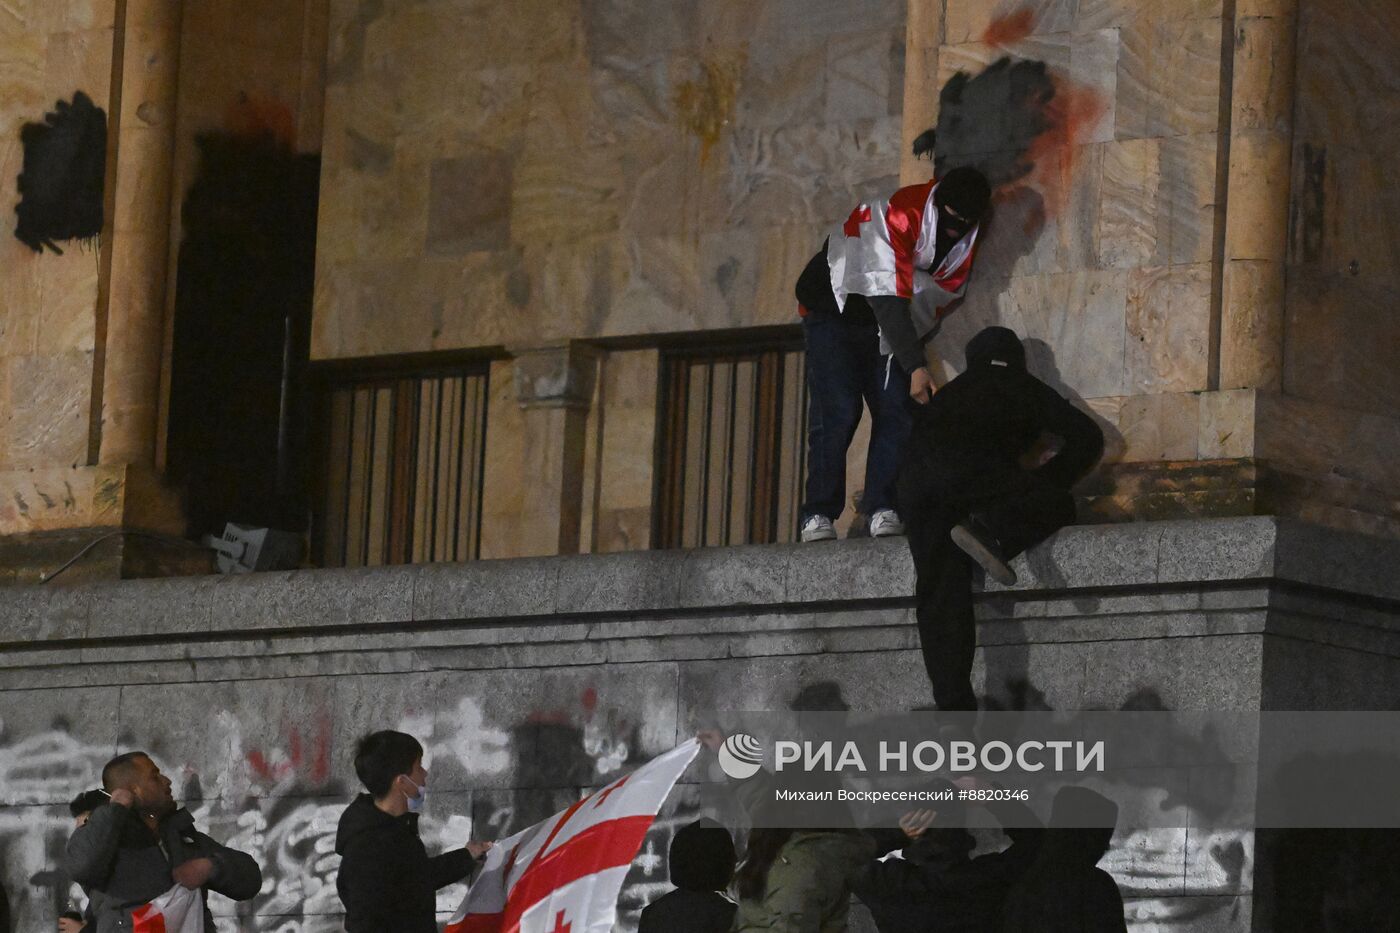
[896,326,1104,711]
[1001,788,1126,933]
[853,785,1043,933]
[637,819,737,933]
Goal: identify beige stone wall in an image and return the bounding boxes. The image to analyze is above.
[311,0,1236,463]
[925,0,1228,466]
[1264,0,1400,513]
[1283,0,1399,419]
[311,0,909,358]
[0,0,115,473]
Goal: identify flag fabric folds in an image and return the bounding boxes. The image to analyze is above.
[131,883,205,933]
[446,739,701,933]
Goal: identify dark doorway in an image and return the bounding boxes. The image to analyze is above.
[165,132,320,538]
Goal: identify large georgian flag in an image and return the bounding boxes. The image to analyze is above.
[131,883,204,932]
[445,739,700,933]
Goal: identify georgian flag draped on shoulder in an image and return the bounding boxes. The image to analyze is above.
[131,883,204,933]
[827,177,980,332]
[446,740,700,933]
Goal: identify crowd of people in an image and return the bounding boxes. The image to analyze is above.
[23,140,1116,932]
[39,730,1123,933]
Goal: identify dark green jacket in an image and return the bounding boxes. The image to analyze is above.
[732,831,875,933]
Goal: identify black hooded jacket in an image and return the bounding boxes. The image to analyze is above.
[853,801,1043,933]
[1000,829,1126,933]
[905,327,1104,492]
[335,794,477,933]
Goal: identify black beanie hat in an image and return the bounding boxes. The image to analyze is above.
[964,326,1026,371]
[669,818,737,891]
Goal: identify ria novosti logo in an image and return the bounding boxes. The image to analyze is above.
[718,733,764,779]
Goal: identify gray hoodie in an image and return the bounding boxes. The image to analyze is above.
[65,801,262,932]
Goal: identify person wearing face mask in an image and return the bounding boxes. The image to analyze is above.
[335,730,493,932]
[64,751,263,932]
[795,137,992,544]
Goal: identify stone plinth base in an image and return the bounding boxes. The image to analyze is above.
[0,518,1396,931]
[0,464,195,584]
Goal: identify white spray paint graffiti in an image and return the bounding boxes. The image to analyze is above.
[0,697,1258,932]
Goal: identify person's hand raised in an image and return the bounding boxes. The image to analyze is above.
[467,840,494,859]
[107,788,135,809]
[899,808,938,839]
[696,729,725,752]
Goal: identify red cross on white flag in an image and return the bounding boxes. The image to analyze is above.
[131,883,205,932]
[445,739,700,933]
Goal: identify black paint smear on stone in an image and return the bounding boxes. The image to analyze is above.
[13,91,107,254]
[165,132,320,537]
[931,56,1056,188]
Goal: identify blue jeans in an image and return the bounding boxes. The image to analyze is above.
[801,307,914,521]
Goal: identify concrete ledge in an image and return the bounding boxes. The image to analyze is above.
[1,518,1397,649]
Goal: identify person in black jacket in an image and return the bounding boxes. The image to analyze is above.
[637,818,737,933]
[854,782,1043,933]
[897,326,1104,711]
[1001,787,1126,933]
[64,752,263,933]
[335,730,492,932]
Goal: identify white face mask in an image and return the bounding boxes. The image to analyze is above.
[402,776,427,814]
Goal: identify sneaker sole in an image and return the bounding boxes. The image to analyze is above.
[801,528,838,542]
[950,525,1018,586]
[870,525,904,538]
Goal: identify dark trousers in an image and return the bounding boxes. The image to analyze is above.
[801,306,913,521]
[900,462,1078,710]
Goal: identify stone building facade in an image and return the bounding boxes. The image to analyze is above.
[0,0,1396,577]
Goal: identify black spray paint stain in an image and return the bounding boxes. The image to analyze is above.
[14,91,107,254]
[931,56,1056,187]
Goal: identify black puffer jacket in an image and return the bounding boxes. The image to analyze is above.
[853,801,1042,933]
[65,802,262,933]
[335,794,477,933]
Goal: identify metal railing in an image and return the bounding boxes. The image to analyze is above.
[312,365,489,567]
[654,341,807,549]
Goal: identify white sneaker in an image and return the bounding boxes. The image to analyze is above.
[869,509,905,537]
[800,515,837,542]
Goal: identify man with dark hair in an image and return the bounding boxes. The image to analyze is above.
[796,152,992,543]
[638,819,737,932]
[64,751,262,932]
[335,730,492,932]
[898,326,1104,711]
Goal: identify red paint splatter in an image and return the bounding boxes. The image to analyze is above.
[1021,77,1108,220]
[246,749,274,781]
[225,92,295,147]
[983,9,1035,47]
